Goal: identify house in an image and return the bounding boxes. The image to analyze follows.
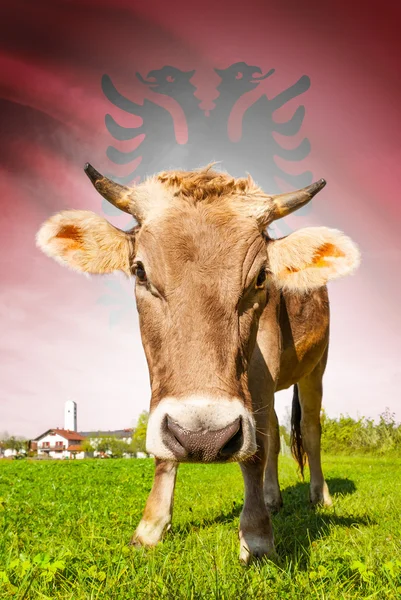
[2,448,18,458]
[32,428,87,459]
[30,426,146,459]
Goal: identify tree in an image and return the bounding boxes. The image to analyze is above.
[108,437,129,458]
[130,411,149,455]
[81,438,95,453]
[90,435,130,458]
[282,405,292,434]
[279,425,290,448]
[3,436,26,453]
[94,435,113,455]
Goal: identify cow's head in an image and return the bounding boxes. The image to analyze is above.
[37,164,360,463]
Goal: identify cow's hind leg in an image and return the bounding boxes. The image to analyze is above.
[263,407,283,512]
[295,355,332,507]
[239,438,275,564]
[131,459,178,547]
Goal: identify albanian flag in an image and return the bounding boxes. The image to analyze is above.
[0,0,400,436]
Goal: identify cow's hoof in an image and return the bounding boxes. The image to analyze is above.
[239,532,275,565]
[310,481,333,507]
[130,519,170,548]
[129,536,145,548]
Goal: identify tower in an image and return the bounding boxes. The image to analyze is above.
[64,400,77,432]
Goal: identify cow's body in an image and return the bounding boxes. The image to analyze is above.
[37,164,359,563]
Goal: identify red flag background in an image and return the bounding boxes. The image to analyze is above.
[1,0,400,437]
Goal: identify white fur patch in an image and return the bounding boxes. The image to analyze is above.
[138,178,175,223]
[267,227,361,292]
[146,396,256,462]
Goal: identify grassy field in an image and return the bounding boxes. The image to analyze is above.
[0,455,400,599]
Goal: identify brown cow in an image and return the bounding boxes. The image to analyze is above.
[36,163,360,563]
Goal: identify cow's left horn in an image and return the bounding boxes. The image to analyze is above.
[84,163,146,221]
[269,179,327,222]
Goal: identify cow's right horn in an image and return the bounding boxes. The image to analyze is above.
[84,163,147,223]
[270,179,327,221]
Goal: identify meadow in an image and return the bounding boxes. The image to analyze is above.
[0,455,400,599]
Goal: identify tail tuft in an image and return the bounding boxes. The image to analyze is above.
[290,384,306,479]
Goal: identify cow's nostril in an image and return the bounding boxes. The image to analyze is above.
[162,416,188,460]
[166,416,188,448]
[219,419,243,457]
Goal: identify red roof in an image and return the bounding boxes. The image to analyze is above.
[68,444,84,452]
[34,429,86,442]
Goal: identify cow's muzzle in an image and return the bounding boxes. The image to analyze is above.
[145,396,257,463]
[162,415,243,462]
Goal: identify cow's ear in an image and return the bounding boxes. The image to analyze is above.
[266,227,360,292]
[36,210,135,275]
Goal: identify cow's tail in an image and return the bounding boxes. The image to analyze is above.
[290,384,306,480]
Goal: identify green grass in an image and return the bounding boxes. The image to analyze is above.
[0,455,400,599]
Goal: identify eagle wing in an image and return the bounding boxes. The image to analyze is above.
[240,75,313,192]
[102,74,186,184]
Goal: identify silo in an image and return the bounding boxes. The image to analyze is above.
[65,400,77,431]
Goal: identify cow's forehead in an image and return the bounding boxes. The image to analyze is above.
[135,200,266,281]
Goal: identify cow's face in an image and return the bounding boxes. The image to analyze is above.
[133,203,268,462]
[37,165,360,463]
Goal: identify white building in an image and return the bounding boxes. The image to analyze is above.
[64,400,77,432]
[3,448,18,458]
[32,428,87,459]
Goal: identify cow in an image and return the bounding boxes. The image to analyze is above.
[36,163,360,563]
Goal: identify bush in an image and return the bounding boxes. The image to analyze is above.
[321,408,401,455]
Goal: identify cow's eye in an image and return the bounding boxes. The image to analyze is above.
[135,262,147,284]
[256,267,266,288]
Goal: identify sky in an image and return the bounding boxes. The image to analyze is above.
[0,0,400,439]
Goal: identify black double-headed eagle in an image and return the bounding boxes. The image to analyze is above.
[101,62,312,236]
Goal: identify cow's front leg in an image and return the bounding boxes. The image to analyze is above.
[239,444,275,564]
[131,459,178,547]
